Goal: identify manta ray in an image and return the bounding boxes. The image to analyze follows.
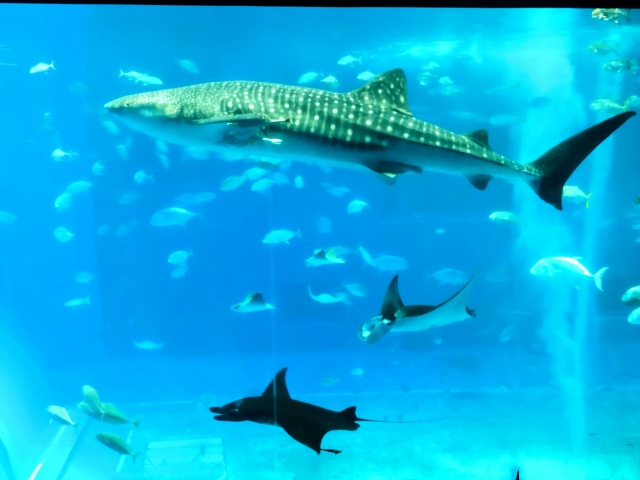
[209,367,420,454]
[359,274,477,344]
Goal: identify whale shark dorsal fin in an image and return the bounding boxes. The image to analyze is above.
[462,129,492,151]
[380,275,404,319]
[261,367,291,399]
[349,69,412,116]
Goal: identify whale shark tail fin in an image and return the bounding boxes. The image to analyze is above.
[528,111,635,210]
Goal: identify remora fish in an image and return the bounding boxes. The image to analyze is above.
[209,367,419,454]
[104,69,636,210]
[358,274,477,344]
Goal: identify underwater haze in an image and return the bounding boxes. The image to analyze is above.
[1,5,640,480]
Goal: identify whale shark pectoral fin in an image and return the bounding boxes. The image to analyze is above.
[364,160,422,176]
[365,169,397,185]
[467,174,492,191]
[261,368,291,399]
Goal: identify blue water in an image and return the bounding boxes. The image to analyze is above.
[1,6,640,480]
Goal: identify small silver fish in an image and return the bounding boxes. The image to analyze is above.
[588,41,620,56]
[134,170,154,184]
[251,178,278,192]
[624,95,640,110]
[178,59,200,74]
[603,58,639,73]
[263,229,301,245]
[488,211,523,225]
[171,264,189,278]
[622,286,640,306]
[133,340,165,350]
[337,55,361,66]
[51,148,78,161]
[430,268,468,285]
[96,432,139,463]
[53,226,74,242]
[321,183,350,196]
[168,250,192,264]
[64,296,90,307]
[358,245,408,272]
[150,207,200,227]
[590,98,626,114]
[563,186,592,207]
[30,61,55,74]
[46,405,76,426]
[417,71,437,86]
[357,71,377,81]
[297,71,322,84]
[66,181,92,194]
[591,8,630,24]
[81,386,104,418]
[54,193,73,212]
[530,257,609,291]
[347,199,368,213]
[92,162,105,175]
[320,75,339,88]
[220,175,246,191]
[118,69,163,85]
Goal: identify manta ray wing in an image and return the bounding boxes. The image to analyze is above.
[278,404,360,454]
[393,274,478,332]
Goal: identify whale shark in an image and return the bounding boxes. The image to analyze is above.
[104,69,635,210]
[359,274,477,344]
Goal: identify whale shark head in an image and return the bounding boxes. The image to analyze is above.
[104,90,191,140]
[104,87,235,150]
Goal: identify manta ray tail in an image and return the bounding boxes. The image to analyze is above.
[528,111,635,210]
